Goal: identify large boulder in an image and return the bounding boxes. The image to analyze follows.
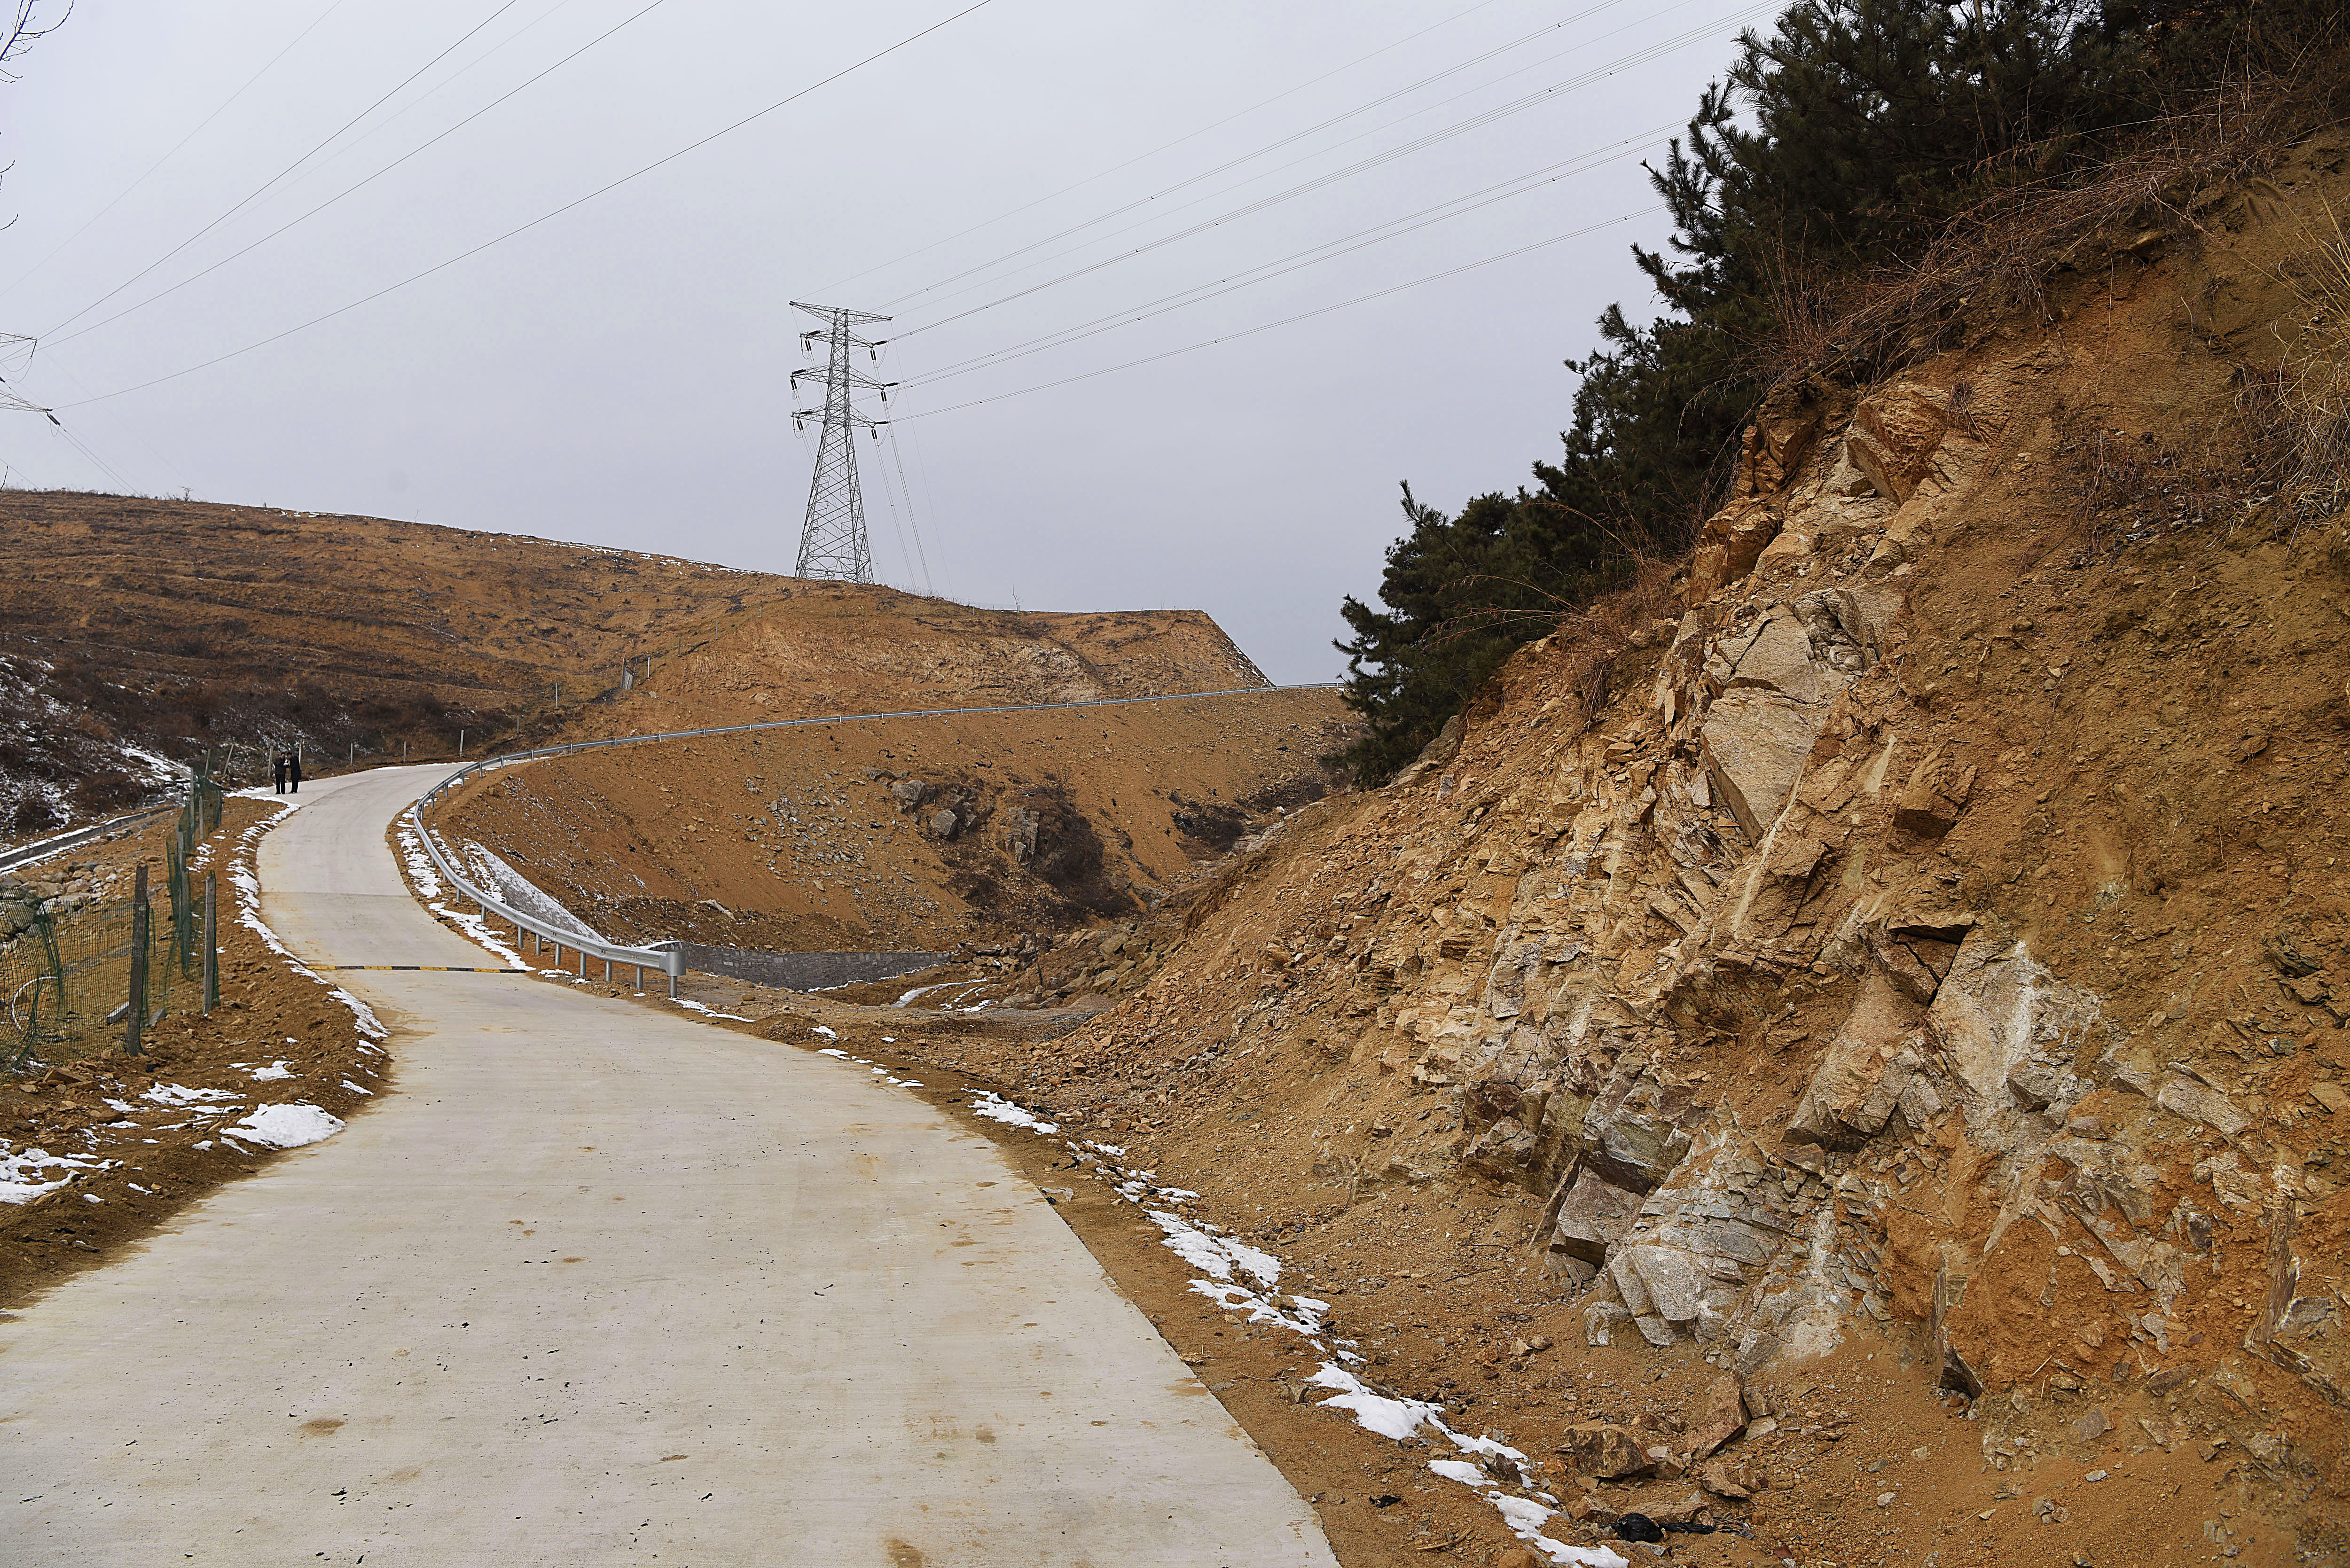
[1893,746,1976,838]
[1555,1422,1654,1480]
[0,882,40,940]
[1700,593,1875,836]
[1843,383,1955,503]
[1927,927,2102,1125]
[1004,806,1039,861]
[1687,1373,1748,1460]
[1702,690,1827,838]
[1549,1167,1645,1264]
[1787,974,1939,1148]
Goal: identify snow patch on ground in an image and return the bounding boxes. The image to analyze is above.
[1305,1363,1448,1441]
[227,1103,345,1149]
[1146,1209,1280,1288]
[143,1083,240,1109]
[953,1085,1589,1561]
[669,997,752,1021]
[895,980,988,1009]
[0,1147,112,1205]
[458,840,602,942]
[394,822,529,972]
[970,1092,1058,1135]
[247,1060,294,1081]
[118,745,185,790]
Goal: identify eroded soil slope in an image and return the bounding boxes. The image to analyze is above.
[550,584,1274,743]
[857,133,2350,1562]
[0,493,1273,842]
[431,688,1353,952]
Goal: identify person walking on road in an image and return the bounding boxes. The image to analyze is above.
[288,749,302,795]
[272,753,286,795]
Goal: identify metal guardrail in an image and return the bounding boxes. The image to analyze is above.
[403,810,686,992]
[0,804,176,877]
[407,681,1345,994]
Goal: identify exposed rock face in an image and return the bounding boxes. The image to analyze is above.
[946,166,2350,1538]
[1004,807,1039,863]
[0,882,39,940]
[1065,295,2350,1458]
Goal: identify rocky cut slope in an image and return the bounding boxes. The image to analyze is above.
[967,133,2350,1545]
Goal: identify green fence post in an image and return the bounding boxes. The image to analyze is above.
[126,864,149,1057]
[203,874,219,1016]
[167,835,186,977]
[34,907,62,1030]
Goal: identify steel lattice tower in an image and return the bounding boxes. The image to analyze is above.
[789,302,894,583]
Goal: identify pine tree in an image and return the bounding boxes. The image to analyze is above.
[1338,0,2339,785]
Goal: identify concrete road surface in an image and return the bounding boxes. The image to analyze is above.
[0,764,1334,1567]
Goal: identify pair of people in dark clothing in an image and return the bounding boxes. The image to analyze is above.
[272,751,302,795]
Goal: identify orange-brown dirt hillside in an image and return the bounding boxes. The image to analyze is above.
[776,131,2350,1565]
[0,492,1270,840]
[430,688,1352,953]
[545,581,1272,742]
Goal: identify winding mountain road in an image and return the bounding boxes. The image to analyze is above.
[0,764,1333,1566]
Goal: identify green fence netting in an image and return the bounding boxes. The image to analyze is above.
[1,891,181,1071]
[2,756,225,1071]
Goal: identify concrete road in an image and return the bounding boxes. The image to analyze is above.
[0,764,1334,1567]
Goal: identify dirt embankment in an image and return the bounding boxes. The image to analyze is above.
[546,586,1277,744]
[0,496,806,830]
[0,493,1277,843]
[837,135,2350,1562]
[0,798,387,1307]
[431,688,1353,953]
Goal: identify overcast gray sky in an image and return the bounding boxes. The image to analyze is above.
[2,0,1758,683]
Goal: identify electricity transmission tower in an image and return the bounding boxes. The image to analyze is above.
[789,302,894,583]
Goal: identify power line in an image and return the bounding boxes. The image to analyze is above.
[55,0,999,411]
[0,0,359,307]
[48,0,671,351]
[282,0,585,190]
[43,0,529,339]
[894,207,1661,421]
[882,425,936,597]
[901,125,1671,389]
[18,350,193,497]
[812,0,1518,298]
[872,0,1641,312]
[871,430,916,585]
[897,420,953,590]
[885,0,1765,343]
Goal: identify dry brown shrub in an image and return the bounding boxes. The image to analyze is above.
[1746,73,2326,394]
[2241,195,2350,522]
